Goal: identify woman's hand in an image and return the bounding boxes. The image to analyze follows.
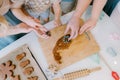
[79,17,97,34]
[65,17,81,40]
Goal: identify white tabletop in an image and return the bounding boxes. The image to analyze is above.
[0,6,120,80]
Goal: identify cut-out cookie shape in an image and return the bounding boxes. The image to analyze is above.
[16,52,26,61]
[28,76,38,80]
[23,67,34,75]
[20,59,30,68]
[12,75,21,80]
[0,60,16,79]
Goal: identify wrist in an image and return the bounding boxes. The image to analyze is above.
[23,16,31,24]
[54,16,60,21]
[90,16,98,22]
[54,18,60,21]
[91,14,99,21]
[71,14,80,21]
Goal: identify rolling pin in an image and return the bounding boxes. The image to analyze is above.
[54,67,101,80]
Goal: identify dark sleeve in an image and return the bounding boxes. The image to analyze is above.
[103,0,120,16]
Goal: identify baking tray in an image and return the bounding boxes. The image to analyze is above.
[0,44,47,80]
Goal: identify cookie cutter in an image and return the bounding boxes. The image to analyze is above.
[62,34,71,43]
[46,31,51,36]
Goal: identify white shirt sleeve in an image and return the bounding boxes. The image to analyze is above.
[51,0,61,4]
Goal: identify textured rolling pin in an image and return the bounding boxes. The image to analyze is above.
[54,67,101,80]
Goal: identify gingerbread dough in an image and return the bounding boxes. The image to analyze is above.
[12,75,21,80]
[0,60,16,79]
[28,76,38,80]
[20,59,30,68]
[53,34,72,64]
[16,52,26,61]
[23,67,34,75]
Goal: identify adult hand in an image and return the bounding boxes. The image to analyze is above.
[65,17,80,40]
[79,18,97,34]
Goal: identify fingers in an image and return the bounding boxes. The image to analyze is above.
[54,21,58,27]
[72,30,79,39]
[65,27,79,40]
[85,26,93,32]
[79,24,88,34]
[39,26,48,32]
[33,18,41,23]
[54,20,62,27]
[68,29,74,40]
[33,28,49,39]
[64,25,70,35]
[68,28,79,40]
[35,23,48,32]
[79,25,94,34]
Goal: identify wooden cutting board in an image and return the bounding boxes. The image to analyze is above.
[39,19,100,70]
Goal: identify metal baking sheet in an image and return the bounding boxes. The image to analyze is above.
[0,44,47,80]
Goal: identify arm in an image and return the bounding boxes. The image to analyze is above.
[0,23,33,37]
[73,0,92,19]
[52,1,62,27]
[11,8,40,28]
[11,1,48,33]
[79,0,107,34]
[92,0,107,20]
[65,0,92,40]
[0,23,49,38]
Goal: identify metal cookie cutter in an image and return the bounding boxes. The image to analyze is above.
[46,31,51,36]
[63,34,71,43]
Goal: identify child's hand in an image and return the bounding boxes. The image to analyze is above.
[24,16,39,27]
[17,23,49,39]
[25,16,48,33]
[33,28,49,39]
[54,19,62,27]
[79,18,97,34]
[16,23,33,33]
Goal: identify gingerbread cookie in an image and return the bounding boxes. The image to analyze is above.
[12,75,21,80]
[0,60,16,79]
[20,59,30,68]
[28,76,38,80]
[23,67,34,75]
[16,52,26,61]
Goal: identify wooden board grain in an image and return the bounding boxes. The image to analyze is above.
[39,19,100,70]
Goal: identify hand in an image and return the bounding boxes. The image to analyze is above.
[24,16,40,27]
[79,18,97,34]
[25,16,48,33]
[16,23,33,33]
[33,28,49,39]
[17,23,49,39]
[25,16,47,32]
[65,17,80,40]
[54,19,62,27]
